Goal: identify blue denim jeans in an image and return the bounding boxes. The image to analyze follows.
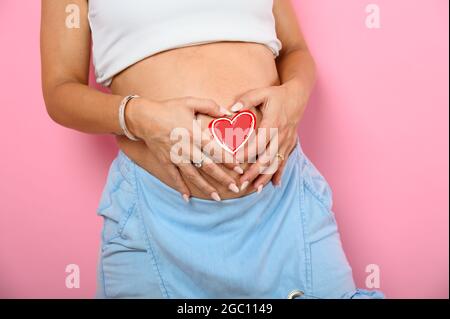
[96,142,384,299]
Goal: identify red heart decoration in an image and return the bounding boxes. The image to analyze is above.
[209,110,256,154]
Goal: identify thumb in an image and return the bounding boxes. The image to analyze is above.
[231,88,268,112]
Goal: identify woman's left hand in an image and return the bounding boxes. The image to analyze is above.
[232,80,308,191]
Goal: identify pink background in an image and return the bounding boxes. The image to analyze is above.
[0,0,448,298]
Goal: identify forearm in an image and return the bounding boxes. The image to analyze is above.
[43,81,124,135]
[276,48,317,104]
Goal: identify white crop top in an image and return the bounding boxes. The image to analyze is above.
[88,0,282,86]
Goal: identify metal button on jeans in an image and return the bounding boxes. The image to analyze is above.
[287,289,304,299]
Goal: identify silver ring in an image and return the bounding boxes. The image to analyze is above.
[193,153,206,168]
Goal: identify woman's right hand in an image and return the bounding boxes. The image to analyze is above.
[125,97,241,202]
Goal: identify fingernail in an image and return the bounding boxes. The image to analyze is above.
[182,194,190,203]
[220,106,233,116]
[240,181,249,191]
[231,102,244,112]
[257,185,264,194]
[233,166,244,174]
[228,183,240,194]
[211,192,222,202]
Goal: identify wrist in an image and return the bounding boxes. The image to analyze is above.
[124,97,151,139]
[281,78,305,102]
[281,78,309,121]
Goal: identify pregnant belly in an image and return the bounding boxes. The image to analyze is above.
[111,42,280,199]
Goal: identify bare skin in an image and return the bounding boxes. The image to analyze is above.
[112,42,274,199]
[41,0,316,201]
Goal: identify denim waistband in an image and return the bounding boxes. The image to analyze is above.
[116,142,305,216]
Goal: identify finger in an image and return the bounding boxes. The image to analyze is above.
[239,139,281,190]
[177,163,222,202]
[270,158,287,187]
[165,163,191,203]
[199,157,240,194]
[272,140,297,186]
[235,127,258,163]
[231,88,268,112]
[196,121,243,174]
[235,118,277,163]
[185,97,232,117]
[253,162,278,193]
[190,144,240,193]
[253,140,291,192]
